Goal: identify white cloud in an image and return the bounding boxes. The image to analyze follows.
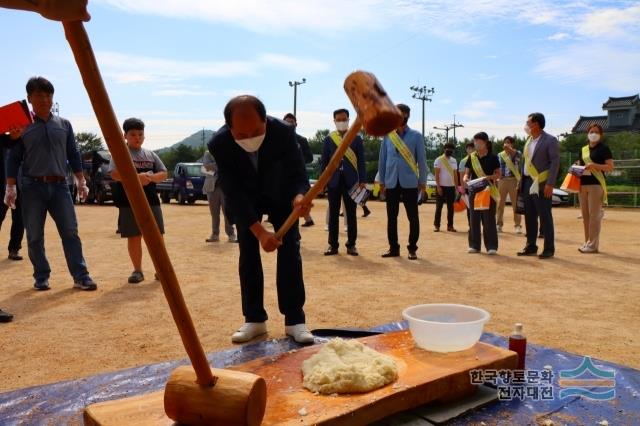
[96,51,329,84]
[576,5,640,41]
[151,89,217,97]
[535,43,640,92]
[92,0,585,44]
[459,100,498,120]
[547,32,570,41]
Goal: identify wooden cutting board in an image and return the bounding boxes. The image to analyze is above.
[85,330,517,425]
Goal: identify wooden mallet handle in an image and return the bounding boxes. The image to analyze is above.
[62,21,216,387]
[274,116,363,240]
[274,71,402,240]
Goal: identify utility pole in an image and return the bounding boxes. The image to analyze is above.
[450,114,464,144]
[201,127,205,151]
[410,85,435,139]
[288,78,306,117]
[433,125,451,143]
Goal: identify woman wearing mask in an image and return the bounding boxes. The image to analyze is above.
[463,132,501,254]
[576,124,613,253]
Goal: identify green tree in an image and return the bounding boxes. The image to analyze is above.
[75,132,104,154]
[308,129,329,155]
[157,144,204,175]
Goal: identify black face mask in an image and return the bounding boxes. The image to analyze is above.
[445,150,453,156]
[402,115,409,126]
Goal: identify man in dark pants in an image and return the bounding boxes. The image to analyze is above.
[377,104,427,260]
[433,142,459,232]
[209,95,313,344]
[322,108,366,257]
[1,132,25,260]
[517,112,560,259]
[283,113,315,227]
[5,77,97,291]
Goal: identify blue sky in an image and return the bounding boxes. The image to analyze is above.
[1,0,639,149]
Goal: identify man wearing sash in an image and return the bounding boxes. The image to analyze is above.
[378,104,427,260]
[517,112,560,259]
[576,123,613,253]
[433,142,458,233]
[322,109,366,256]
[496,136,522,234]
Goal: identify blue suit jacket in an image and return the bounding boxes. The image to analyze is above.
[321,133,366,189]
[378,127,427,188]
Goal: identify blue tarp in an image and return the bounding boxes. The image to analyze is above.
[0,322,638,425]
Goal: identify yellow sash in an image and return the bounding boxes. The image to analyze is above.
[582,145,608,205]
[470,152,500,203]
[436,154,457,185]
[523,137,550,195]
[499,150,521,180]
[388,131,419,178]
[329,131,358,171]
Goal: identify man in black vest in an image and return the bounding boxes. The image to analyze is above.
[209,96,314,344]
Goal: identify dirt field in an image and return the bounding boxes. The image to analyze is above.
[0,199,638,392]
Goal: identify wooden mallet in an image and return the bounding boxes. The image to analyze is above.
[56,20,266,426]
[275,71,403,240]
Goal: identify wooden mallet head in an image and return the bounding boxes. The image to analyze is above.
[344,71,404,136]
[164,366,267,426]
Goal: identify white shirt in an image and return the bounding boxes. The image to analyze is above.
[524,135,541,176]
[433,155,458,187]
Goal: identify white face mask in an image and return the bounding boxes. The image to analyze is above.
[588,132,601,143]
[235,134,265,152]
[335,120,349,132]
[524,125,531,136]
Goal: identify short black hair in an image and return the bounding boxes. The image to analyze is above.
[473,132,492,153]
[333,108,349,119]
[26,76,54,95]
[444,142,455,150]
[465,141,475,148]
[503,136,516,145]
[283,113,296,122]
[528,112,546,129]
[123,117,145,133]
[396,104,410,116]
[224,95,267,128]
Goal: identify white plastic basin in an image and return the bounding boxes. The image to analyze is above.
[402,304,490,353]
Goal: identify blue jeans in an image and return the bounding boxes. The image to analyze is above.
[21,177,89,282]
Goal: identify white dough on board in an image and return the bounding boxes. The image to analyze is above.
[301,338,398,394]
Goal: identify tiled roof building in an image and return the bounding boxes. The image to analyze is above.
[572,94,640,134]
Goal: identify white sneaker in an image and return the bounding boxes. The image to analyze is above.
[228,234,238,243]
[515,225,522,234]
[497,225,503,233]
[467,248,480,254]
[324,225,329,231]
[487,249,498,255]
[285,324,314,344]
[231,322,267,343]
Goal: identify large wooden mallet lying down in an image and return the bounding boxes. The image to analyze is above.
[274,71,403,240]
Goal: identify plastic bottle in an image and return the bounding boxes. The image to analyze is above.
[508,323,527,370]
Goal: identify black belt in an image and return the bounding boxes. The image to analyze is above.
[28,176,66,183]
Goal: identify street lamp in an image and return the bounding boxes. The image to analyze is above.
[52,102,59,116]
[410,85,435,139]
[288,78,306,117]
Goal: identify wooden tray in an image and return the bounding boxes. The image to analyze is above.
[85,330,517,425]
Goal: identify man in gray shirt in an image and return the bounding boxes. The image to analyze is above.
[5,76,97,291]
